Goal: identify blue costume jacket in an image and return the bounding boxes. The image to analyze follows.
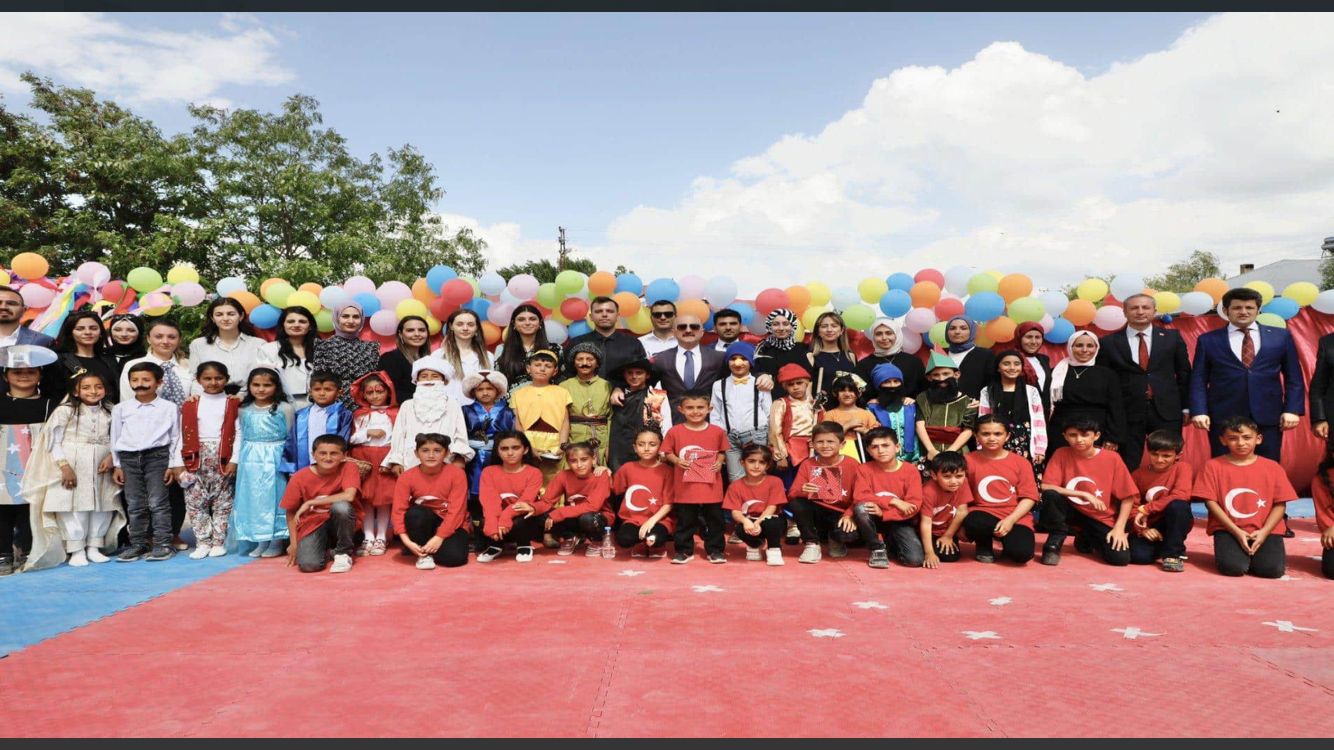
[463,401,515,494]
[283,401,354,473]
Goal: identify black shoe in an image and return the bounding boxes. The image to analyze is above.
[707,552,727,564]
[117,544,150,562]
[0,555,13,576]
[975,551,996,564]
[1073,535,1092,554]
[145,545,176,562]
[1042,535,1066,566]
[670,553,693,564]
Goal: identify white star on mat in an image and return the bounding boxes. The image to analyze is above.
[808,628,846,638]
[852,601,887,609]
[1088,583,1123,592]
[6,444,17,454]
[962,631,1000,641]
[618,570,645,577]
[1310,556,1325,562]
[1298,537,1320,543]
[692,584,723,593]
[1278,575,1295,581]
[1112,627,1163,640]
[1262,620,1317,633]
[989,597,1012,606]
[547,560,567,564]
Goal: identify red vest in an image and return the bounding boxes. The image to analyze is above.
[181,397,239,472]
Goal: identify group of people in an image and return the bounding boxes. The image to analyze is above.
[1,282,1332,580]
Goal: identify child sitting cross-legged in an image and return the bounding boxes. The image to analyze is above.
[392,433,470,570]
[842,426,926,569]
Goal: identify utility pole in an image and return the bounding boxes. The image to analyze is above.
[558,227,568,271]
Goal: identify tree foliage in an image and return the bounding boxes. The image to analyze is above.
[1145,250,1221,293]
[496,258,634,283]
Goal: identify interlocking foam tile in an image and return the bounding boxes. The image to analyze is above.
[0,553,252,656]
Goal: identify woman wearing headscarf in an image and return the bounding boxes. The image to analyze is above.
[856,317,927,405]
[753,309,813,385]
[1047,331,1123,452]
[1013,321,1053,410]
[104,314,146,382]
[942,315,995,399]
[311,300,381,410]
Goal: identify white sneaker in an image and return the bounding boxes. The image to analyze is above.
[745,547,762,562]
[208,545,227,557]
[85,546,110,564]
[766,548,784,566]
[558,537,578,556]
[329,553,353,573]
[477,546,503,563]
[799,543,822,564]
[515,546,535,563]
[68,549,88,567]
[585,539,603,558]
[189,545,211,560]
[415,556,436,570]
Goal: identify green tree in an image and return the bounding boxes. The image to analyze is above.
[1146,250,1221,292]
[496,257,634,283]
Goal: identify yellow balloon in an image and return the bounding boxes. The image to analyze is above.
[395,298,429,320]
[551,309,572,325]
[166,265,200,285]
[626,308,651,335]
[1243,281,1275,304]
[857,277,888,304]
[0,270,9,285]
[425,315,442,335]
[1076,278,1109,302]
[806,281,831,308]
[287,291,321,314]
[801,307,824,331]
[1153,291,1181,314]
[1283,281,1319,307]
[985,269,1003,281]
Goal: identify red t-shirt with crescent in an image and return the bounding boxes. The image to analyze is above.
[479,464,545,538]
[923,480,973,536]
[1130,461,1194,526]
[661,423,730,504]
[1191,456,1296,536]
[280,461,364,543]
[724,475,787,518]
[1312,475,1334,533]
[965,451,1039,528]
[391,464,469,538]
[612,461,676,532]
[789,455,860,512]
[541,470,614,526]
[1042,447,1140,527]
[851,460,924,521]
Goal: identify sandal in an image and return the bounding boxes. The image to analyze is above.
[1161,557,1185,573]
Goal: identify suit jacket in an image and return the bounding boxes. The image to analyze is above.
[1307,332,1334,424]
[1188,324,1305,426]
[282,401,354,473]
[15,327,55,347]
[1097,327,1191,421]
[651,346,727,424]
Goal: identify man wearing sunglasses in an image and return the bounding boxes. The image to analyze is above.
[639,300,678,358]
[650,314,726,427]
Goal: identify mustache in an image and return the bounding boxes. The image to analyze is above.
[131,385,153,391]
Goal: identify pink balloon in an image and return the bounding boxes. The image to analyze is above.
[76,261,111,288]
[172,281,206,307]
[914,268,945,288]
[376,281,412,309]
[344,275,376,296]
[368,310,399,336]
[904,307,937,334]
[1092,305,1127,331]
[19,283,55,309]
[678,274,706,300]
[508,274,539,299]
[487,302,514,327]
[901,331,923,355]
[1039,314,1055,333]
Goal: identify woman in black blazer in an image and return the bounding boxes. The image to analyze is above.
[1309,331,1334,439]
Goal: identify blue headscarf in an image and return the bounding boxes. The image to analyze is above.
[945,315,976,354]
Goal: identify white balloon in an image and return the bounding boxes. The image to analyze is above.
[704,276,738,309]
[1039,313,1054,333]
[904,307,936,334]
[1180,291,1215,316]
[944,266,973,297]
[1038,290,1069,318]
[544,319,569,345]
[832,286,860,311]
[1110,273,1144,301]
[1312,290,1334,315]
[478,272,507,297]
[319,286,348,310]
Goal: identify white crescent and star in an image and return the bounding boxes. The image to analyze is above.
[414,494,440,506]
[1064,476,1102,505]
[1224,488,1261,519]
[1145,486,1167,504]
[740,499,765,518]
[977,475,1015,504]
[499,492,519,507]
[932,505,957,526]
[622,484,655,513]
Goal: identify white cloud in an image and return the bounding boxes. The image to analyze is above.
[0,12,293,106]
[432,213,557,272]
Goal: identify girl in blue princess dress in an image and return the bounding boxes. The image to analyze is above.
[226,367,295,557]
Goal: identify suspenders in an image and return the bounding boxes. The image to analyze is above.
[720,380,760,434]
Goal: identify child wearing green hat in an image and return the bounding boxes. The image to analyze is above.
[915,352,977,473]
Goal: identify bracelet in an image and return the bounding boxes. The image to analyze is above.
[56,460,70,468]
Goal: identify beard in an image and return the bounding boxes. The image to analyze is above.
[413,380,451,423]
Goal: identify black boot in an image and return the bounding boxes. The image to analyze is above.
[1041,534,1066,566]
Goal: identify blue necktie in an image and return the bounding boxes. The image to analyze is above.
[683,350,696,389]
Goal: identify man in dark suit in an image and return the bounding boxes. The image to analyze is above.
[1097,294,1191,470]
[1306,331,1334,441]
[650,313,727,426]
[0,285,55,348]
[1189,287,1304,462]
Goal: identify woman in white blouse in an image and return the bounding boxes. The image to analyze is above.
[188,298,264,397]
[256,307,319,410]
[434,309,491,405]
[119,319,194,408]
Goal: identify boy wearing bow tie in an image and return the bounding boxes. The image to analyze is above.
[710,342,772,482]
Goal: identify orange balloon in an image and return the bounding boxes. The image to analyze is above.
[481,321,502,347]
[785,285,812,314]
[10,252,50,280]
[1194,277,1228,304]
[259,278,286,299]
[983,316,1017,343]
[412,278,437,303]
[975,331,995,350]
[997,274,1033,304]
[227,290,262,313]
[612,291,641,318]
[1063,298,1096,326]
[298,282,323,296]
[677,298,710,321]
[909,281,941,308]
[588,271,617,297]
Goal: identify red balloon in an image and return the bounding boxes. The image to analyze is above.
[102,280,127,303]
[754,288,790,317]
[442,278,474,305]
[559,298,589,321]
[934,297,964,320]
[914,268,945,287]
[429,296,458,320]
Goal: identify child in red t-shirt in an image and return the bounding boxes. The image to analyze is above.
[1191,416,1297,578]
[392,433,470,570]
[919,451,971,569]
[661,390,730,564]
[787,422,860,564]
[1129,430,1196,572]
[543,442,615,558]
[1040,418,1141,567]
[724,444,787,566]
[1311,440,1334,580]
[281,435,363,574]
[842,426,925,569]
[612,428,675,558]
[963,416,1038,564]
[476,431,546,564]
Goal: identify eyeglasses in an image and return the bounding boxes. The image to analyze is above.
[651,311,675,318]
[0,300,22,308]
[675,323,702,331]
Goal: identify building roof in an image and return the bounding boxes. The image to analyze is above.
[1226,258,1323,290]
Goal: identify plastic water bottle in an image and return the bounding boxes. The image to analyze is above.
[600,526,615,559]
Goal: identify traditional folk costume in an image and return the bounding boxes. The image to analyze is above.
[866,363,919,463]
[230,395,296,547]
[562,342,613,464]
[181,392,239,553]
[350,371,400,553]
[382,357,475,473]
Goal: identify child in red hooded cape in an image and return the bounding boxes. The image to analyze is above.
[350,371,399,556]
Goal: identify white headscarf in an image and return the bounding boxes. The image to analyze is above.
[1049,331,1100,404]
[867,317,903,357]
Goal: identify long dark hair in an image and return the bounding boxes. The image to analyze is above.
[104,314,146,359]
[53,310,106,356]
[200,297,257,344]
[984,350,1030,427]
[240,367,287,413]
[274,306,319,369]
[496,304,551,381]
[485,429,541,469]
[394,315,432,364]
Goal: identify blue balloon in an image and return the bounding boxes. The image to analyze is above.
[1161,314,1173,325]
[1262,297,1300,320]
[249,303,281,330]
[1045,318,1075,345]
[885,273,915,292]
[463,297,491,317]
[568,320,591,338]
[703,312,716,332]
[727,302,756,325]
[878,289,913,318]
[353,293,381,318]
[964,291,1005,322]
[644,278,680,303]
[615,273,643,295]
[425,265,457,294]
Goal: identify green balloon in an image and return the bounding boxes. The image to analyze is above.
[1008,297,1045,323]
[267,282,296,308]
[842,304,875,330]
[127,267,163,293]
[929,320,949,348]
[536,282,562,308]
[966,273,998,296]
[315,309,335,333]
[555,270,585,296]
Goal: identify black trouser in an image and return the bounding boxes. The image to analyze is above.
[118,446,172,548]
[296,501,357,573]
[170,483,186,535]
[616,522,671,549]
[735,516,785,549]
[962,512,1034,563]
[550,512,607,542]
[402,505,469,568]
[786,497,845,544]
[674,503,725,556]
[468,494,485,545]
[492,513,546,548]
[848,505,925,566]
[1129,500,1194,564]
[1323,548,1334,581]
[1213,532,1285,578]
[1120,410,1183,472]
[929,539,961,563]
[0,504,32,556]
[1040,490,1144,566]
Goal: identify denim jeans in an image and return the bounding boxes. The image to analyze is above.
[296,501,357,573]
[850,504,925,566]
[723,428,768,482]
[118,446,172,548]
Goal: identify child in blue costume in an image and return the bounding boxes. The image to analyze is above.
[226,367,295,557]
[867,363,919,463]
[284,370,354,474]
[461,370,515,547]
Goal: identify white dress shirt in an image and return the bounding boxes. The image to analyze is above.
[188,334,264,395]
[0,328,17,348]
[119,352,194,408]
[1025,356,1047,390]
[1228,322,1260,362]
[1126,325,1153,365]
[673,345,704,386]
[306,403,331,457]
[110,396,184,468]
[639,332,676,358]
[713,338,741,353]
[709,375,773,433]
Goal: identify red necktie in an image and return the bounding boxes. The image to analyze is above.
[1240,327,1255,369]
[1138,332,1152,400]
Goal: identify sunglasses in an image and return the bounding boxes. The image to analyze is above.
[651,311,675,318]
[675,323,702,331]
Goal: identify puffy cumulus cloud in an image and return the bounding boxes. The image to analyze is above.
[0,12,293,107]
[597,12,1334,290]
[431,213,557,271]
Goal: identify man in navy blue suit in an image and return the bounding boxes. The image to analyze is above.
[1189,287,1304,462]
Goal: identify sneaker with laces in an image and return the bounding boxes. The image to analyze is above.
[828,535,848,558]
[585,537,603,558]
[785,522,801,545]
[727,531,742,545]
[745,547,762,562]
[798,542,822,564]
[0,555,12,576]
[670,552,693,564]
[330,553,353,573]
[117,544,150,562]
[631,544,648,559]
[975,546,996,563]
[558,537,577,556]
[707,552,727,564]
[146,545,176,562]
[370,539,387,556]
[415,555,436,570]
[868,548,890,569]
[647,546,667,559]
[765,548,784,566]
[515,546,535,563]
[357,539,374,557]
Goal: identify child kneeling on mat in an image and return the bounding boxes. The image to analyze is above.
[393,433,470,570]
[477,431,546,563]
[282,435,363,574]
[919,451,971,569]
[1039,418,1141,567]
[724,444,787,566]
[843,427,926,569]
[612,428,675,559]
[544,442,615,557]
